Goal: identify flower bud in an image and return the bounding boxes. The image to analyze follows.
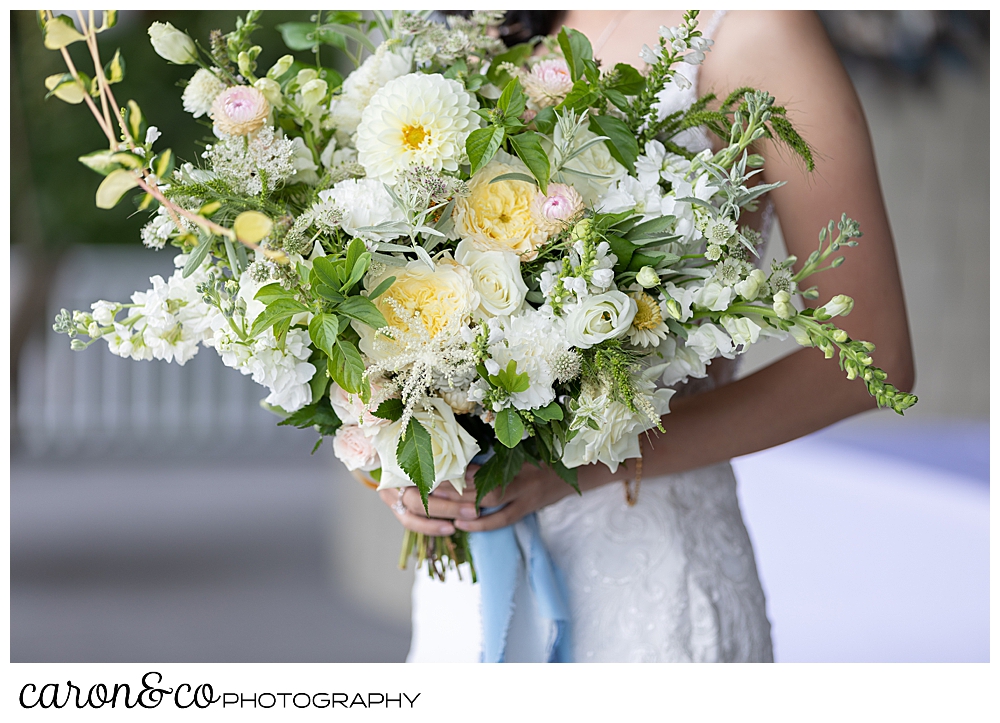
[570,218,592,242]
[832,329,849,343]
[268,55,294,80]
[636,266,660,289]
[147,22,198,65]
[253,77,283,108]
[296,68,319,87]
[237,51,254,77]
[299,78,329,110]
[664,298,683,321]
[772,290,796,320]
[734,268,766,301]
[819,294,854,318]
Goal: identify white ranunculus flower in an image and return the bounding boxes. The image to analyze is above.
[720,314,762,350]
[686,322,736,362]
[319,178,405,242]
[333,425,381,472]
[565,291,637,349]
[561,378,674,473]
[454,239,527,318]
[148,21,198,65]
[182,68,226,118]
[356,72,479,184]
[373,398,480,494]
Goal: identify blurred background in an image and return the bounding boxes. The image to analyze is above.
[10,10,989,662]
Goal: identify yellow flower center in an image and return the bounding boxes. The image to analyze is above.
[632,292,663,331]
[401,124,429,150]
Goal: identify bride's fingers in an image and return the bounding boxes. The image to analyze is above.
[378,488,457,536]
[407,488,478,521]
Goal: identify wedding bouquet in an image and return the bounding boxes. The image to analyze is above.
[45,10,916,579]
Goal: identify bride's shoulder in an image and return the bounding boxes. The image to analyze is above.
[702,11,846,97]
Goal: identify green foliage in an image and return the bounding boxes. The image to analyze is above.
[494,408,525,448]
[397,417,435,512]
[473,444,526,506]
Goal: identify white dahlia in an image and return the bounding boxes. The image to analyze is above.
[356,73,479,184]
[182,68,226,118]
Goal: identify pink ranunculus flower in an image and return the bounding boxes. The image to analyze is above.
[332,425,381,472]
[522,58,573,108]
[210,85,270,136]
[531,183,584,235]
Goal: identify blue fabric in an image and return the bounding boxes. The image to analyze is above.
[468,510,572,663]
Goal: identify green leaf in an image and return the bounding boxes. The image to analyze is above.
[328,339,365,394]
[589,115,639,173]
[625,215,677,241]
[473,444,526,506]
[321,23,376,53]
[488,172,537,187]
[341,238,370,291]
[486,42,534,87]
[276,22,319,51]
[308,313,340,355]
[557,26,592,82]
[550,458,579,493]
[627,250,666,273]
[249,298,309,338]
[44,72,88,104]
[125,100,145,144]
[99,10,118,32]
[278,399,342,436]
[43,14,85,49]
[153,149,174,179]
[367,275,396,301]
[606,63,645,95]
[254,282,294,304]
[532,106,557,135]
[311,256,342,290]
[182,234,213,278]
[559,79,601,112]
[337,295,386,329]
[104,48,125,84]
[234,211,273,244]
[507,131,550,194]
[78,149,120,175]
[606,234,637,273]
[95,169,139,209]
[533,401,564,422]
[494,408,525,449]
[467,126,505,175]
[372,397,403,422]
[496,78,527,119]
[397,417,435,512]
[309,363,330,405]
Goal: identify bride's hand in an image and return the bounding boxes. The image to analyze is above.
[376,482,479,537]
[446,462,576,533]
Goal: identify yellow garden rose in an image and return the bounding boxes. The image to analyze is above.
[358,258,479,362]
[452,156,548,261]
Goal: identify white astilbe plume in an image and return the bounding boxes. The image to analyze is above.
[363,297,476,431]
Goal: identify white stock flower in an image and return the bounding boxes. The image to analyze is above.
[356,72,479,184]
[720,315,762,350]
[182,69,225,118]
[772,290,797,319]
[561,377,674,473]
[662,282,697,322]
[694,280,734,312]
[287,136,319,186]
[333,425,381,472]
[735,268,767,301]
[318,178,405,242]
[455,239,527,318]
[655,336,708,386]
[373,397,480,494]
[819,294,854,318]
[487,311,571,411]
[565,291,637,349]
[686,322,736,363]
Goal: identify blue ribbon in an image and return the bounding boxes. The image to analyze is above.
[467,510,571,663]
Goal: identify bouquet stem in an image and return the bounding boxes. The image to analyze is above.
[399,529,477,583]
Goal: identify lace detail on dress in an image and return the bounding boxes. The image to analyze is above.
[536,462,773,662]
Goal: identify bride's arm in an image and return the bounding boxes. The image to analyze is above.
[446,10,915,532]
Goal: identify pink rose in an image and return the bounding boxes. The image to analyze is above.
[329,382,388,435]
[332,425,381,472]
[531,183,584,234]
[211,85,270,136]
[522,59,573,108]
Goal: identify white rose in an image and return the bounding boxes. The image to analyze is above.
[333,425,381,472]
[686,322,736,362]
[373,398,480,494]
[720,315,761,349]
[454,239,527,318]
[552,128,627,205]
[565,291,637,349]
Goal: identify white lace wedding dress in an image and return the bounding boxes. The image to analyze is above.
[407,11,774,663]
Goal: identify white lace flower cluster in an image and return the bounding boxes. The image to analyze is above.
[203,126,296,196]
